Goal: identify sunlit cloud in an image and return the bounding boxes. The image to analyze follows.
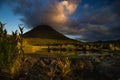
[10,0,80,27]
[50,0,80,24]
[0,0,120,41]
[61,0,78,15]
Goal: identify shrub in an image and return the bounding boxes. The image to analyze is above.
[0,22,24,77]
[58,57,71,77]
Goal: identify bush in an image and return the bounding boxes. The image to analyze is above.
[0,22,24,77]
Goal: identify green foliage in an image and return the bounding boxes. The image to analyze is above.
[58,57,71,77]
[0,22,24,76]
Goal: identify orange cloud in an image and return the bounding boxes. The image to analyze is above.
[50,0,80,24]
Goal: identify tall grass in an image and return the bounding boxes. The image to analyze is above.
[0,22,24,77]
[58,57,71,77]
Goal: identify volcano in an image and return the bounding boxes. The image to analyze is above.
[24,25,69,40]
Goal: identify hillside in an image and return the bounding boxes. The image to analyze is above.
[94,39,120,44]
[24,25,69,40]
[23,25,78,45]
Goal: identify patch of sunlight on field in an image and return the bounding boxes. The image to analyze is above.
[23,45,48,53]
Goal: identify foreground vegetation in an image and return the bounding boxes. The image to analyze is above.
[0,22,120,80]
[0,22,24,78]
[1,54,119,80]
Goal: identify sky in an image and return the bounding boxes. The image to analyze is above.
[0,0,120,41]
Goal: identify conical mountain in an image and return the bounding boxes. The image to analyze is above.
[24,25,69,40]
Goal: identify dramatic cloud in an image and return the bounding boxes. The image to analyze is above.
[61,0,120,41]
[1,0,120,41]
[11,0,80,27]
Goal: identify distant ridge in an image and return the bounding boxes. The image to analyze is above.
[24,25,70,40]
[94,39,120,43]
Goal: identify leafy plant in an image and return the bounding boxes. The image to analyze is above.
[0,22,24,77]
[58,57,71,77]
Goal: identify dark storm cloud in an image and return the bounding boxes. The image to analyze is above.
[1,0,120,41]
[11,0,81,27]
[12,0,56,26]
[112,0,120,16]
[63,0,120,41]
